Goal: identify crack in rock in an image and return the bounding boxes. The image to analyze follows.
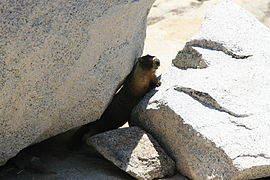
[230,120,252,130]
[172,39,252,69]
[233,153,270,160]
[174,86,249,118]
[186,39,252,59]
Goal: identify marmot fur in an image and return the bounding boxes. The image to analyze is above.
[68,54,161,149]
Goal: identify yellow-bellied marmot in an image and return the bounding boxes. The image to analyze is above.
[68,55,161,149]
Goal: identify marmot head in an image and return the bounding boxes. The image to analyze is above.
[138,54,160,71]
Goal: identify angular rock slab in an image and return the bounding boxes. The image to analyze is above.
[87,127,176,180]
[131,1,270,180]
[0,0,155,165]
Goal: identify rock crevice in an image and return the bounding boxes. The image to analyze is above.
[172,39,252,70]
[174,86,249,118]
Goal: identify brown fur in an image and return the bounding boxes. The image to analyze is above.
[67,55,161,150]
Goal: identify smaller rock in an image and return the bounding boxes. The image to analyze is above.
[87,127,175,180]
[172,42,208,70]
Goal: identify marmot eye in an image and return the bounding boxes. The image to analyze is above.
[155,60,160,66]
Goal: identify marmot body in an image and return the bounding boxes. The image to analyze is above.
[68,55,161,149]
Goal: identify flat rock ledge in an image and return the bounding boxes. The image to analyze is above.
[131,1,270,180]
[87,127,176,180]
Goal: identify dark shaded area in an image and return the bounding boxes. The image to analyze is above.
[0,129,134,180]
[258,177,270,180]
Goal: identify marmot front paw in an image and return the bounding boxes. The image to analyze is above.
[155,81,161,87]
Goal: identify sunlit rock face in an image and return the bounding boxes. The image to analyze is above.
[131,1,270,179]
[0,0,155,165]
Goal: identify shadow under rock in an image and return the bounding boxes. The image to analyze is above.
[0,129,134,180]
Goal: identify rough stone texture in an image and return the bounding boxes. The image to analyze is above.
[131,1,270,180]
[87,127,176,180]
[0,0,155,165]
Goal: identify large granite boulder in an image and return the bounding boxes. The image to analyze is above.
[131,1,270,180]
[0,0,155,165]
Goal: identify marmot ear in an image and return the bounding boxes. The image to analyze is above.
[137,57,143,63]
